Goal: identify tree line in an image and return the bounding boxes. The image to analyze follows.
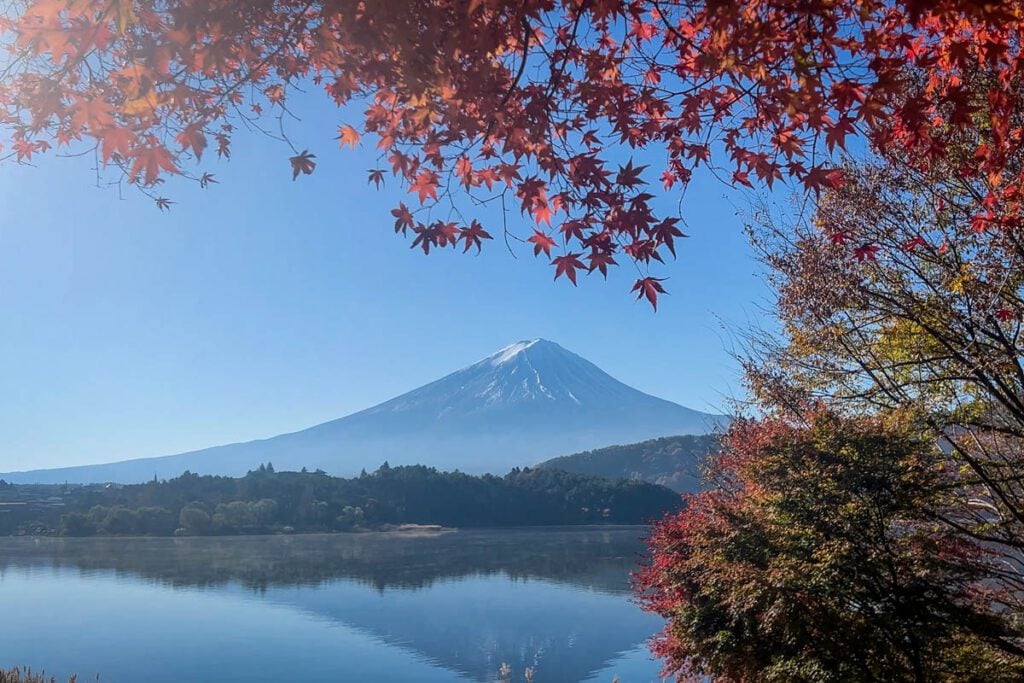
[1,464,681,538]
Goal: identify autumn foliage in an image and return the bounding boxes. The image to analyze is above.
[636,411,1024,682]
[638,85,1024,678]
[3,0,1024,306]
[747,144,1024,553]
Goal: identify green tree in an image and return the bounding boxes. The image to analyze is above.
[58,512,95,537]
[251,499,279,528]
[178,503,211,536]
[212,501,254,534]
[98,506,139,535]
[333,505,364,531]
[135,507,176,535]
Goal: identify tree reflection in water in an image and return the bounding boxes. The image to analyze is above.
[0,527,664,683]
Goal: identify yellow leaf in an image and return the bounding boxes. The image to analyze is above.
[122,90,162,116]
[105,0,137,34]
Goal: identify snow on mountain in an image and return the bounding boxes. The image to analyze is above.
[1,339,729,484]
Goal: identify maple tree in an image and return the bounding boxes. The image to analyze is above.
[2,0,1023,306]
[636,410,1024,682]
[746,148,1024,562]
[661,112,1024,680]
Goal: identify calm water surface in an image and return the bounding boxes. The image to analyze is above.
[0,527,666,682]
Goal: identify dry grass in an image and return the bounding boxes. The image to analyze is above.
[0,668,94,683]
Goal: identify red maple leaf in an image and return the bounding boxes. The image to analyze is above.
[529,230,557,257]
[289,150,316,180]
[460,220,492,253]
[410,224,433,254]
[552,253,585,285]
[436,221,459,247]
[517,177,546,213]
[455,156,475,189]
[532,199,554,226]
[661,169,676,190]
[70,96,114,132]
[632,277,667,310]
[391,202,414,234]
[825,117,857,152]
[616,160,648,188]
[410,170,439,203]
[802,166,845,193]
[902,236,927,251]
[854,243,880,262]
[651,218,687,257]
[996,307,1016,322]
[587,249,617,277]
[731,170,753,188]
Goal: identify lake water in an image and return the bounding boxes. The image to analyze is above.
[0,527,666,683]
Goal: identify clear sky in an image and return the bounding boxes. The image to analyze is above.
[0,99,773,472]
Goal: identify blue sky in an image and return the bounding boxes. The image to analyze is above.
[0,102,772,472]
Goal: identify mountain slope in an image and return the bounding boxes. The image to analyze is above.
[537,434,721,493]
[2,339,729,484]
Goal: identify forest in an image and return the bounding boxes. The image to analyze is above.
[0,464,680,537]
[538,434,719,492]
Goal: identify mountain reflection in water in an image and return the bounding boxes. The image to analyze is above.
[0,527,666,683]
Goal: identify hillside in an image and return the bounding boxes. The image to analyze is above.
[537,434,720,493]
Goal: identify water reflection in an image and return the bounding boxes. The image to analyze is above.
[0,527,665,683]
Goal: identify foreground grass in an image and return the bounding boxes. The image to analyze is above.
[0,669,95,683]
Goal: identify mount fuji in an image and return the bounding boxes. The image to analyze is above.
[1,339,729,484]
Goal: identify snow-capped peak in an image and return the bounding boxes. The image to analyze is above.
[339,337,717,424]
[0,336,731,483]
[488,339,543,366]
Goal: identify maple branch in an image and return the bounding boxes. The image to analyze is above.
[485,15,532,140]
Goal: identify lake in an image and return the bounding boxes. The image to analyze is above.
[0,527,666,682]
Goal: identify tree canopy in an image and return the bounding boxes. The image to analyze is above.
[3,0,1022,306]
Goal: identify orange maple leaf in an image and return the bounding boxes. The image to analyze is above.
[410,170,439,203]
[98,127,136,165]
[128,144,178,186]
[337,124,360,149]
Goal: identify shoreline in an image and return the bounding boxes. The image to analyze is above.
[1,522,653,541]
